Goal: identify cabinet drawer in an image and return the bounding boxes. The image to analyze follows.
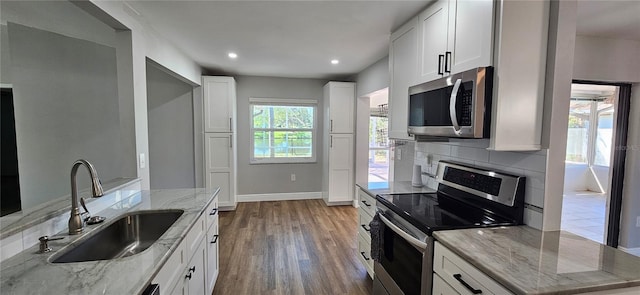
[357,233,374,278]
[205,196,219,230]
[153,240,186,295]
[206,219,219,294]
[434,242,513,295]
[433,273,460,295]
[185,213,206,258]
[358,210,373,243]
[358,189,376,217]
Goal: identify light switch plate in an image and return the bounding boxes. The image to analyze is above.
[139,153,146,169]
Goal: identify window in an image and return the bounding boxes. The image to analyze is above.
[250,98,317,164]
[565,99,615,167]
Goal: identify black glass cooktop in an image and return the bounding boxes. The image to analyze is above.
[376,192,517,235]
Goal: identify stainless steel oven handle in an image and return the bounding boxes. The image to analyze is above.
[449,78,463,135]
[379,213,428,250]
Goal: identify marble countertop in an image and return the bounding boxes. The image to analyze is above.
[357,181,435,197]
[433,226,640,294]
[0,188,219,295]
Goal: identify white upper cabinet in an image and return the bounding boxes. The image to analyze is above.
[417,0,450,83]
[325,82,355,134]
[388,17,418,140]
[202,76,236,133]
[417,0,494,84]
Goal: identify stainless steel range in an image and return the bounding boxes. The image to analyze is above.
[372,161,526,295]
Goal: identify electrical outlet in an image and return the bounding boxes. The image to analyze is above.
[637,216,640,227]
[397,149,402,161]
[291,174,296,182]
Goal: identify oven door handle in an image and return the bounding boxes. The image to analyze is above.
[379,214,428,250]
[449,78,463,135]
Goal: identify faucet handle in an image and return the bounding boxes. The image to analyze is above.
[80,197,91,218]
[38,236,64,253]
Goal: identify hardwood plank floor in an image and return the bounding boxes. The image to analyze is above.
[212,200,373,295]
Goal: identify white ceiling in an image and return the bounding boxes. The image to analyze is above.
[576,0,640,41]
[127,0,430,79]
[126,1,639,80]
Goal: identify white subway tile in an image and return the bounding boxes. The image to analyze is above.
[425,143,451,156]
[524,187,545,208]
[523,169,546,190]
[488,151,547,173]
[523,208,543,230]
[0,232,23,262]
[448,138,490,148]
[451,146,489,163]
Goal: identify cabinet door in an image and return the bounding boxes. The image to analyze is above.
[202,76,236,133]
[328,134,353,202]
[388,17,418,140]
[205,134,235,209]
[327,82,355,134]
[206,220,219,295]
[417,0,450,83]
[449,0,494,74]
[186,239,206,295]
[433,273,460,295]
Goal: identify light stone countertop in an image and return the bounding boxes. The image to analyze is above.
[0,188,219,295]
[433,226,640,295]
[357,181,435,197]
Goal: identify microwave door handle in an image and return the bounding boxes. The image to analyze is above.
[379,213,428,250]
[449,78,463,135]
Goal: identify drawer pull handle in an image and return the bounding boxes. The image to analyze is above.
[211,234,219,244]
[360,251,370,261]
[361,224,370,232]
[210,208,218,216]
[453,274,482,294]
[361,200,371,207]
[189,266,196,273]
[185,272,192,280]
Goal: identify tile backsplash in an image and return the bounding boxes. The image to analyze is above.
[414,139,547,230]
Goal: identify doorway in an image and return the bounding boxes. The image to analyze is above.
[368,90,390,186]
[561,82,631,246]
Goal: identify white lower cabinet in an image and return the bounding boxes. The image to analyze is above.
[433,242,513,295]
[432,273,459,295]
[206,219,219,295]
[356,187,374,279]
[153,197,219,295]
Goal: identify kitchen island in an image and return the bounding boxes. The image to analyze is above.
[0,188,219,295]
[434,226,640,294]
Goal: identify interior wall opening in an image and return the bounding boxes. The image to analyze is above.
[562,83,619,244]
[367,89,390,188]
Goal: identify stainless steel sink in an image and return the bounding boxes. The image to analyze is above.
[51,210,184,263]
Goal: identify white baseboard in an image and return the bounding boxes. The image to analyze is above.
[237,191,322,202]
[618,246,640,256]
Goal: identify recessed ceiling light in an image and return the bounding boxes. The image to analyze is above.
[228,52,238,59]
[331,59,339,65]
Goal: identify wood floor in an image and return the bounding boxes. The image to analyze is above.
[212,200,373,295]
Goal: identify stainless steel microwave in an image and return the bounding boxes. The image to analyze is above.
[408,67,493,138]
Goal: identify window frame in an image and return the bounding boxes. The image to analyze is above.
[249,98,318,164]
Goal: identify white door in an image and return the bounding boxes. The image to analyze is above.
[418,0,450,83]
[206,221,219,294]
[202,77,235,133]
[388,17,418,140]
[205,134,235,208]
[449,0,494,74]
[186,240,206,295]
[328,134,354,202]
[328,83,355,134]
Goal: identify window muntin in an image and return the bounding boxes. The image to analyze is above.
[250,99,317,164]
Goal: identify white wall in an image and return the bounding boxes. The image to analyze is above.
[8,23,122,210]
[573,36,640,83]
[146,62,195,189]
[564,163,589,192]
[415,140,548,229]
[235,76,327,195]
[354,56,389,98]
